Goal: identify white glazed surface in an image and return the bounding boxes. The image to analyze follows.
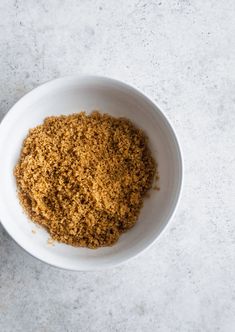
[0,76,182,270]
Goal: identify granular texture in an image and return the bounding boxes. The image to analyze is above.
[14,112,156,248]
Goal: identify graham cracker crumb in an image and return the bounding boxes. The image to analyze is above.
[47,238,55,246]
[14,111,157,249]
[153,171,160,190]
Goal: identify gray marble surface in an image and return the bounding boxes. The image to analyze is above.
[0,0,235,331]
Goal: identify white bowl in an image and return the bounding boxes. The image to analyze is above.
[0,76,183,271]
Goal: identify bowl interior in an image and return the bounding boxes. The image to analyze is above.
[0,77,182,270]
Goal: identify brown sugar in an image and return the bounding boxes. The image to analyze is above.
[14,112,157,249]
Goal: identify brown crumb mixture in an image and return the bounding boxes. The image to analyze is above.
[14,112,157,249]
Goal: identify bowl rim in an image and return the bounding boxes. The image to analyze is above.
[0,75,184,271]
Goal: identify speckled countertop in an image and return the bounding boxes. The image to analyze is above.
[0,1,235,331]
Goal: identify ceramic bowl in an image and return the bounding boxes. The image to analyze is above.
[0,76,183,270]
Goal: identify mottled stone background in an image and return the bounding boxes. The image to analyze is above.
[0,0,235,331]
